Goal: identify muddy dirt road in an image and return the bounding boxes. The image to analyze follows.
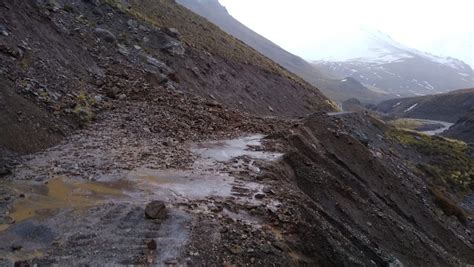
[0,104,294,266]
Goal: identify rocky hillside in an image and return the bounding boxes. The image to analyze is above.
[269,113,474,266]
[0,1,473,266]
[313,29,474,97]
[0,0,332,159]
[176,0,386,103]
[444,109,474,143]
[374,88,474,122]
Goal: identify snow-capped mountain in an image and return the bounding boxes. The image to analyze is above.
[313,28,474,97]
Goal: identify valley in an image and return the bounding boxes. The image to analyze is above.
[0,0,473,266]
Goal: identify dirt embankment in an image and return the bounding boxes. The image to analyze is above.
[0,0,332,161]
[264,113,474,266]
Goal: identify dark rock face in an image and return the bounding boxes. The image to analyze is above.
[145,201,167,220]
[443,109,474,143]
[268,113,474,266]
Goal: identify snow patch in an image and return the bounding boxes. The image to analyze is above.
[404,103,418,112]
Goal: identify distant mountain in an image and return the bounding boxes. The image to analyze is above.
[313,28,474,97]
[374,88,474,122]
[444,109,474,143]
[176,0,386,103]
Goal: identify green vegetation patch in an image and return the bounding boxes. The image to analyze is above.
[389,129,474,191]
[72,91,96,127]
[388,118,426,131]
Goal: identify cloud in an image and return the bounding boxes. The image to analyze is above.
[219,0,474,66]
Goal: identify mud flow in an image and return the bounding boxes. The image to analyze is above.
[0,135,282,265]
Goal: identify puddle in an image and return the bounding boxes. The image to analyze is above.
[0,134,284,264]
[0,178,125,231]
[191,134,282,162]
[127,168,235,201]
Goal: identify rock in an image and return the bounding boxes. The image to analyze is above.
[0,44,23,59]
[229,245,242,254]
[254,193,266,199]
[162,39,185,56]
[272,241,286,251]
[0,166,11,177]
[145,56,173,74]
[146,239,157,250]
[83,0,100,6]
[164,259,178,265]
[388,258,404,267]
[94,95,103,103]
[164,81,177,91]
[210,204,223,213]
[145,200,167,220]
[45,0,61,11]
[144,71,168,85]
[268,106,274,112]
[0,24,8,36]
[127,19,138,29]
[13,261,29,267]
[138,25,149,32]
[117,44,129,56]
[11,244,22,251]
[94,28,116,43]
[105,87,120,99]
[262,187,273,194]
[168,73,180,83]
[164,27,181,39]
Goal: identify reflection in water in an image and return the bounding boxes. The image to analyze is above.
[192,134,282,161]
[1,178,125,231]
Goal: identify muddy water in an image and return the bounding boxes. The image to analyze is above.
[0,134,282,265]
[0,178,126,231]
[192,134,282,161]
[126,168,235,202]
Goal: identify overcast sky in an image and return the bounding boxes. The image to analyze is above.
[219,0,474,67]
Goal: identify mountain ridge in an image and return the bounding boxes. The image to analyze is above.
[313,29,474,97]
[374,88,474,122]
[176,0,387,103]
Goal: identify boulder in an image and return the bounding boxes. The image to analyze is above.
[0,24,8,36]
[145,200,167,219]
[164,27,181,39]
[127,19,138,29]
[94,28,116,43]
[105,87,120,99]
[0,166,11,177]
[146,239,157,250]
[145,56,173,74]
[162,39,185,56]
[144,71,168,86]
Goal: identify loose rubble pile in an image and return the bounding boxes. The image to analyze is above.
[0,0,473,266]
